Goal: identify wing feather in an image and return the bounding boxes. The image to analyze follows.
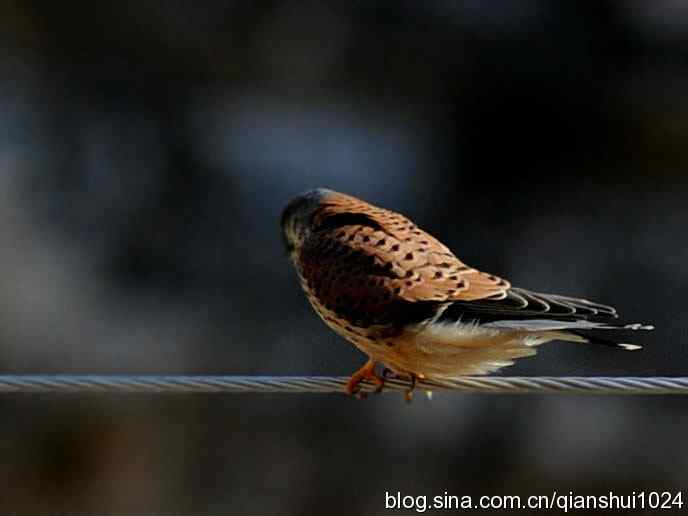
[301,191,639,332]
[442,286,620,325]
[312,191,510,304]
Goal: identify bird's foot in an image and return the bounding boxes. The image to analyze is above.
[381,369,426,402]
[346,359,384,398]
[404,373,425,403]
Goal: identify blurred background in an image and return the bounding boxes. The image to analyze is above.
[0,1,687,514]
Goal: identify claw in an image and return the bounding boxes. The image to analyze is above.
[346,359,384,397]
[404,373,425,403]
[404,374,416,403]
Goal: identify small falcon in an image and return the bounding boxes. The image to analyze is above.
[281,189,653,397]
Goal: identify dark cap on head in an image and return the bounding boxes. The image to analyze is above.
[281,188,336,253]
[280,188,333,229]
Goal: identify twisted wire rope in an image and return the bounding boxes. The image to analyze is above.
[0,375,686,394]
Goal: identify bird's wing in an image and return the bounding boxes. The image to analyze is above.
[310,191,510,305]
[442,286,619,324]
[298,190,649,339]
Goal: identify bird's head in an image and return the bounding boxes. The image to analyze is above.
[281,188,333,259]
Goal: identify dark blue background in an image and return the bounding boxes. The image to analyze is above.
[0,2,685,514]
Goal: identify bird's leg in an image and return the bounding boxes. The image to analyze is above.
[380,369,424,402]
[404,373,425,403]
[346,359,385,397]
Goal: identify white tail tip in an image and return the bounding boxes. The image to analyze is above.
[618,343,643,351]
[624,323,654,331]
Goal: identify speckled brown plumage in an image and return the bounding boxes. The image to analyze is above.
[281,189,652,398]
[308,191,510,305]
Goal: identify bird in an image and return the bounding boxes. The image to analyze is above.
[281,188,653,398]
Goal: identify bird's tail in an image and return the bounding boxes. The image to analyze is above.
[482,319,654,351]
[546,323,654,351]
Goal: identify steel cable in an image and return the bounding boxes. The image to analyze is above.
[0,375,686,395]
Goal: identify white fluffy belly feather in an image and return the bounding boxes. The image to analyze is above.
[360,321,562,380]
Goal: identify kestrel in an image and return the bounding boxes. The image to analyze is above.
[281,189,653,398]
